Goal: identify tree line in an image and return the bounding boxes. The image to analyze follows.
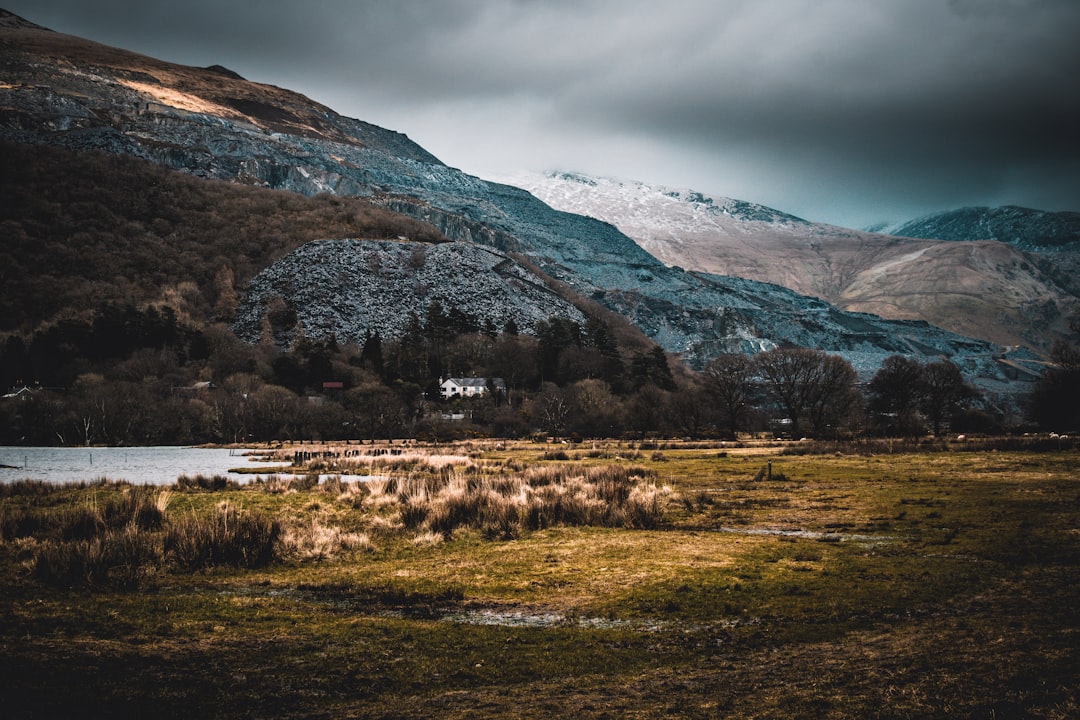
[4,299,1071,446]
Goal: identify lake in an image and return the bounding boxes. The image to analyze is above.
[0,446,286,485]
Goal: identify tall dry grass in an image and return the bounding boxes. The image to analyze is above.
[9,485,280,587]
[25,485,169,588]
[4,460,675,589]
[164,501,280,572]
[393,464,673,540]
[33,524,163,589]
[296,451,475,476]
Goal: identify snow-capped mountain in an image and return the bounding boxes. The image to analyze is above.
[0,10,1046,393]
[493,171,811,272]
[500,171,1079,355]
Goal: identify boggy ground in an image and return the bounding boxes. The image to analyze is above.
[1,440,1077,719]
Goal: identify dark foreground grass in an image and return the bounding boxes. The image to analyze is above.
[1,443,1077,719]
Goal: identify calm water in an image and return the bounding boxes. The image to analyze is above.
[0,446,284,485]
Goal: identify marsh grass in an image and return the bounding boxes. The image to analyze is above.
[21,484,168,588]
[393,464,672,540]
[780,434,1076,455]
[176,473,239,491]
[2,442,1078,718]
[281,514,371,561]
[164,501,280,572]
[8,483,279,586]
[293,450,476,476]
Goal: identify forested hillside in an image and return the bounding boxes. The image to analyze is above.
[0,141,685,444]
[0,140,447,333]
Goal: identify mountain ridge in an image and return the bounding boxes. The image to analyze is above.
[0,10,1041,396]
[501,171,1079,355]
[882,205,1080,251]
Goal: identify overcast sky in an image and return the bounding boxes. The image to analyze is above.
[7,0,1080,228]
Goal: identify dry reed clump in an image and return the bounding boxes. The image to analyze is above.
[360,478,398,511]
[164,501,280,572]
[175,474,239,491]
[0,479,67,497]
[249,474,320,494]
[366,514,404,536]
[281,514,372,561]
[411,530,445,546]
[17,485,167,544]
[390,464,674,540]
[22,485,170,589]
[305,452,475,476]
[32,524,163,590]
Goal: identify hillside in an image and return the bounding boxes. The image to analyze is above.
[884,206,1080,251]
[500,171,1080,354]
[233,239,587,347]
[0,140,446,333]
[0,10,1042,395]
[884,205,1080,304]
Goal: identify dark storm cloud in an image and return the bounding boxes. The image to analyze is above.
[6,0,1079,226]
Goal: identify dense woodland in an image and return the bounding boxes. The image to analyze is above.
[1,141,1077,444]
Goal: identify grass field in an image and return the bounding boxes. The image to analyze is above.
[1,439,1077,718]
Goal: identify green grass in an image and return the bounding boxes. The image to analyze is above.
[1,440,1078,718]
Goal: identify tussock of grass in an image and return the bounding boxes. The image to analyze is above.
[3,485,164,544]
[164,501,280,572]
[249,474,319,494]
[12,489,280,587]
[411,530,445,546]
[24,485,168,588]
[393,464,673,540]
[176,474,239,491]
[281,515,371,561]
[33,524,162,590]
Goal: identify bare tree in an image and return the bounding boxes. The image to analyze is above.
[754,348,823,438]
[868,355,927,435]
[703,353,755,439]
[755,347,857,438]
[806,354,860,438]
[534,383,572,439]
[345,381,405,443]
[921,360,977,436]
[1028,316,1080,431]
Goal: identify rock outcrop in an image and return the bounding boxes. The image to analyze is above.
[233,240,585,346]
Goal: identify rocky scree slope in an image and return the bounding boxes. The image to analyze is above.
[0,11,1039,393]
[501,171,1080,355]
[233,240,585,347]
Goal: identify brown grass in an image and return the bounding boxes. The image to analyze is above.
[1,442,1076,718]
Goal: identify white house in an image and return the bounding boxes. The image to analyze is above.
[439,377,506,399]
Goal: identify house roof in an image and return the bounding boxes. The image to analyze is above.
[442,377,506,388]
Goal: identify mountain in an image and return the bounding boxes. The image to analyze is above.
[0,10,1041,395]
[883,206,1080,252]
[500,171,1080,355]
[883,206,1080,307]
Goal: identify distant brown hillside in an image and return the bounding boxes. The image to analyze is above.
[0,141,446,334]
